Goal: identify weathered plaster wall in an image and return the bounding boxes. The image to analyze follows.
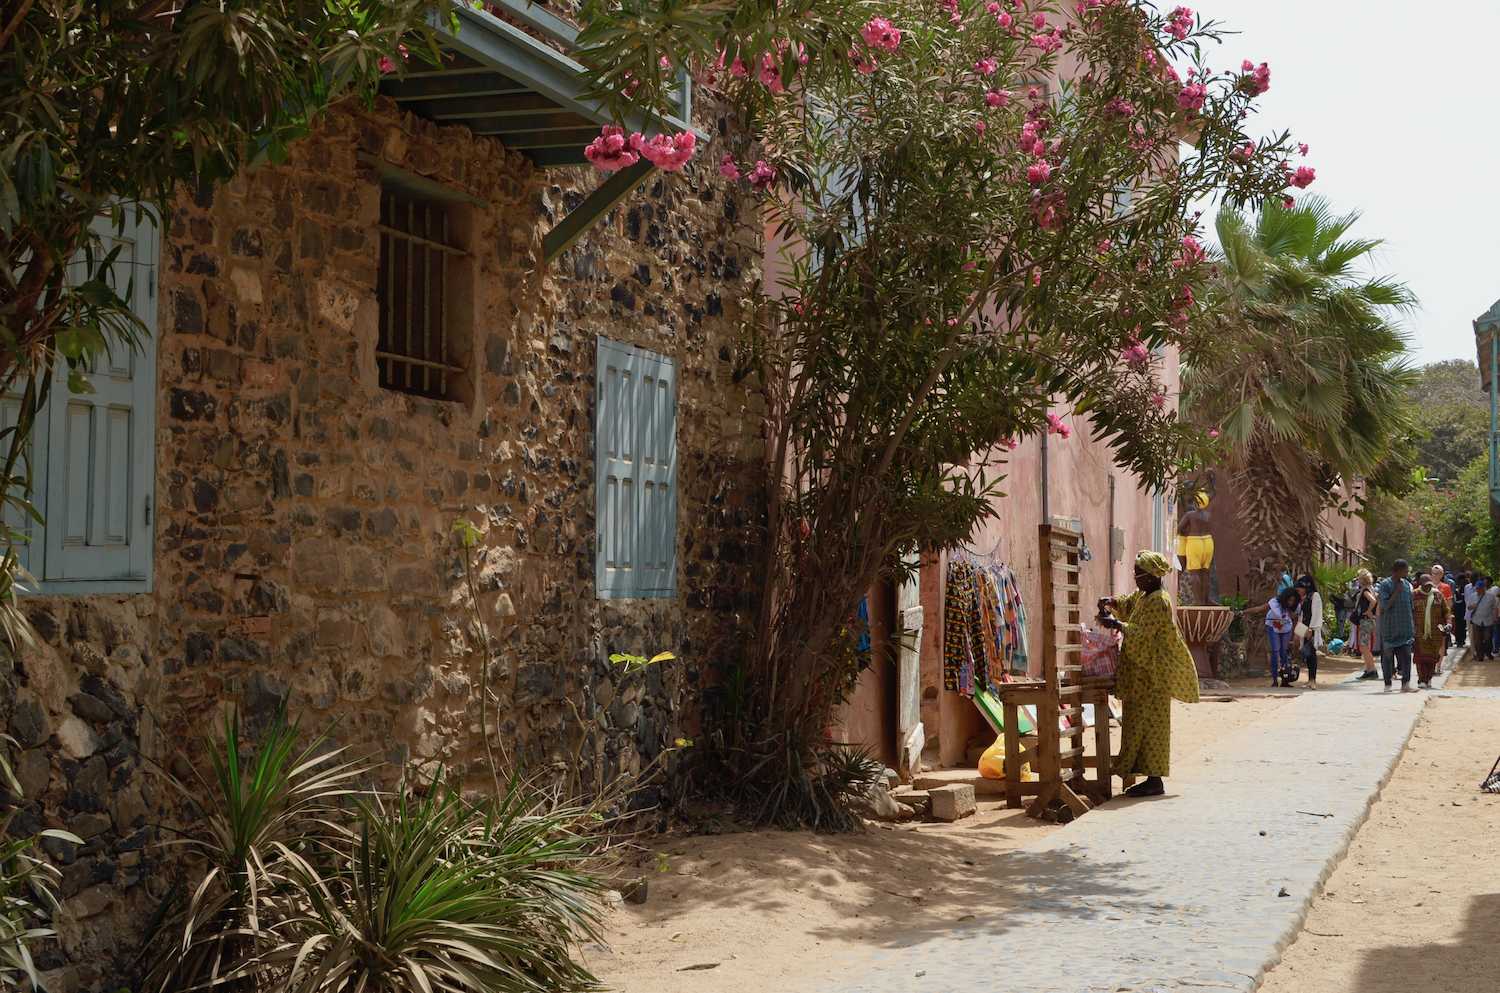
[2,94,765,992]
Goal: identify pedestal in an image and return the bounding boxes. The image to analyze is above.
[1177,606,1235,680]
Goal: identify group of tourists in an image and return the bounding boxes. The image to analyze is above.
[1240,559,1477,693]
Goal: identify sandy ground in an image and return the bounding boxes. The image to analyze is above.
[1260,655,1500,993]
[587,694,1290,992]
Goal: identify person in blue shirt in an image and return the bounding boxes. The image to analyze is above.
[1377,559,1416,693]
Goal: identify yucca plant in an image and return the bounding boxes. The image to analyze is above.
[260,782,605,993]
[139,708,363,992]
[0,736,79,991]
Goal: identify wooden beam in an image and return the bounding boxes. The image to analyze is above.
[541,159,656,264]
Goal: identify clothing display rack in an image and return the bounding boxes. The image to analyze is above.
[995,523,1116,819]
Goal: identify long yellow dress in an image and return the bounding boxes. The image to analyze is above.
[1113,588,1200,777]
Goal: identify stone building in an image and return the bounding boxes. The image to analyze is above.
[0,5,764,989]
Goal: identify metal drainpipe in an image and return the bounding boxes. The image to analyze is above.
[1108,474,1116,595]
[1040,406,1050,525]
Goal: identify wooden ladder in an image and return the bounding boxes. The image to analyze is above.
[997,524,1115,818]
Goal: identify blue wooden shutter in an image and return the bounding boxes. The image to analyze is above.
[596,336,675,598]
[30,210,157,593]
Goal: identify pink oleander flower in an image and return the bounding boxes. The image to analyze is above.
[758,52,785,93]
[1240,61,1270,95]
[987,1,1000,13]
[719,154,740,180]
[1282,195,1296,209]
[974,58,997,75]
[1177,82,1206,111]
[861,16,901,51]
[1000,436,1019,451]
[975,120,987,136]
[377,45,409,74]
[1179,285,1195,308]
[1174,235,1205,267]
[1033,12,1047,29]
[1292,165,1316,188]
[1098,238,1112,253]
[637,130,696,171]
[849,46,879,74]
[1031,30,1062,53]
[1046,413,1072,438]
[730,56,747,77]
[999,12,1012,27]
[1230,141,1255,163]
[1151,393,1167,409]
[1299,142,1310,156]
[986,89,1009,107]
[584,125,641,171]
[1160,64,1179,85]
[1122,342,1150,370]
[1105,98,1135,118]
[1209,429,1220,438]
[1168,6,1193,40]
[748,160,776,191]
[1241,59,1254,71]
[1027,160,1051,184]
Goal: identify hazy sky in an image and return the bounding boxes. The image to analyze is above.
[1187,0,1500,368]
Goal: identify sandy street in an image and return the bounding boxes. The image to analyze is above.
[1260,658,1500,993]
[587,694,1291,993]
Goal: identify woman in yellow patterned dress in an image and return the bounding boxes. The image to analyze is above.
[1096,551,1201,797]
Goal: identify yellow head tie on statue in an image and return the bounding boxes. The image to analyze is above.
[1135,550,1171,577]
[1193,490,1210,509]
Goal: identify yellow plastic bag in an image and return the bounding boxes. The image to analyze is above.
[978,739,1036,781]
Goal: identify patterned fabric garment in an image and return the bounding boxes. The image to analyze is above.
[943,561,980,692]
[1112,587,1200,777]
[1378,576,1415,648]
[1411,588,1449,674]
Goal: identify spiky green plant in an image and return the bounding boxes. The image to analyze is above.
[258,783,605,993]
[0,736,78,991]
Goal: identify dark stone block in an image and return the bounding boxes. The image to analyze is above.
[10,696,48,747]
[79,674,130,718]
[633,263,651,286]
[185,632,215,669]
[515,664,555,707]
[322,507,360,534]
[68,693,113,724]
[610,284,636,310]
[368,417,394,442]
[219,638,271,664]
[369,508,399,537]
[229,226,263,257]
[58,861,91,899]
[706,292,723,316]
[169,388,218,422]
[294,473,314,497]
[172,287,203,336]
[41,834,76,864]
[485,334,510,377]
[191,479,219,513]
[245,670,286,721]
[114,828,151,853]
[27,609,59,644]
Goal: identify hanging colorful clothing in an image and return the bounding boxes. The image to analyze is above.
[943,560,982,693]
[1411,588,1449,683]
[945,558,1031,693]
[1113,587,1200,778]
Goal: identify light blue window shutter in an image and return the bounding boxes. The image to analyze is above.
[637,352,676,595]
[597,337,637,597]
[35,210,157,592]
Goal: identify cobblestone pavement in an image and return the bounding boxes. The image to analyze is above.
[808,647,1468,993]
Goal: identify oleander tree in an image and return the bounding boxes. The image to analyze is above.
[573,0,1311,827]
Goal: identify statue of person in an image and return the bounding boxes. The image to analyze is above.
[1174,468,1216,606]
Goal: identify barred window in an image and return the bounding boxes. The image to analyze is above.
[376,191,467,399]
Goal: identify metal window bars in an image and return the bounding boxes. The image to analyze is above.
[376,192,466,398]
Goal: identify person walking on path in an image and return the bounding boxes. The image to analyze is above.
[1330,582,1349,644]
[1351,568,1380,679]
[1378,560,1416,693]
[1430,564,1453,668]
[1095,551,1201,798]
[1411,574,1451,689]
[1470,578,1498,661]
[1455,571,1474,648]
[1238,586,1305,687]
[1296,574,1323,689]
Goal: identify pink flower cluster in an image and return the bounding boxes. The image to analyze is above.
[1031,29,1063,53]
[758,51,783,93]
[1104,98,1135,118]
[941,0,962,24]
[1168,6,1193,40]
[986,89,1009,107]
[861,17,901,50]
[1177,78,1207,112]
[1046,413,1072,439]
[1028,161,1051,184]
[1240,60,1270,95]
[1291,165,1316,189]
[1018,120,1047,154]
[1151,393,1167,410]
[1229,141,1255,164]
[719,154,740,179]
[974,58,997,75]
[584,126,697,172]
[1121,340,1150,370]
[377,45,409,74]
[583,126,640,170]
[747,160,776,191]
[1174,235,1205,267]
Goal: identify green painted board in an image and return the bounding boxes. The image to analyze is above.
[973,686,1035,736]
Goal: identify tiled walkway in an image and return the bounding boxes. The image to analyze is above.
[808,648,1467,993]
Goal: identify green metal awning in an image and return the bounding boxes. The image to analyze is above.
[383,1,693,167]
[379,1,701,261]
[1476,299,1500,392]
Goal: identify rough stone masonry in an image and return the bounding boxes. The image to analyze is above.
[0,92,767,991]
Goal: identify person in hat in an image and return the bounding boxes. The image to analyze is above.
[1096,551,1201,797]
[1411,573,1451,689]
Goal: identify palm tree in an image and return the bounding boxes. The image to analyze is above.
[1184,196,1418,596]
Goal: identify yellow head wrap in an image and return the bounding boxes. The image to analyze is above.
[1135,550,1171,577]
[1193,490,1210,509]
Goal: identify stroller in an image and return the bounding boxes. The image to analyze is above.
[1483,754,1500,794]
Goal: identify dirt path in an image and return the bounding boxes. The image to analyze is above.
[1260,659,1500,993]
[587,694,1289,992]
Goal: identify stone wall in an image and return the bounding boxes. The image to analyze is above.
[2,94,765,991]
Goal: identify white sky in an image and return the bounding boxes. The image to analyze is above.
[1185,0,1500,367]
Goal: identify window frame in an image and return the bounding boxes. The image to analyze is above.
[14,209,159,595]
[595,335,677,600]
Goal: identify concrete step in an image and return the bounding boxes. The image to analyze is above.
[911,768,1007,796]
